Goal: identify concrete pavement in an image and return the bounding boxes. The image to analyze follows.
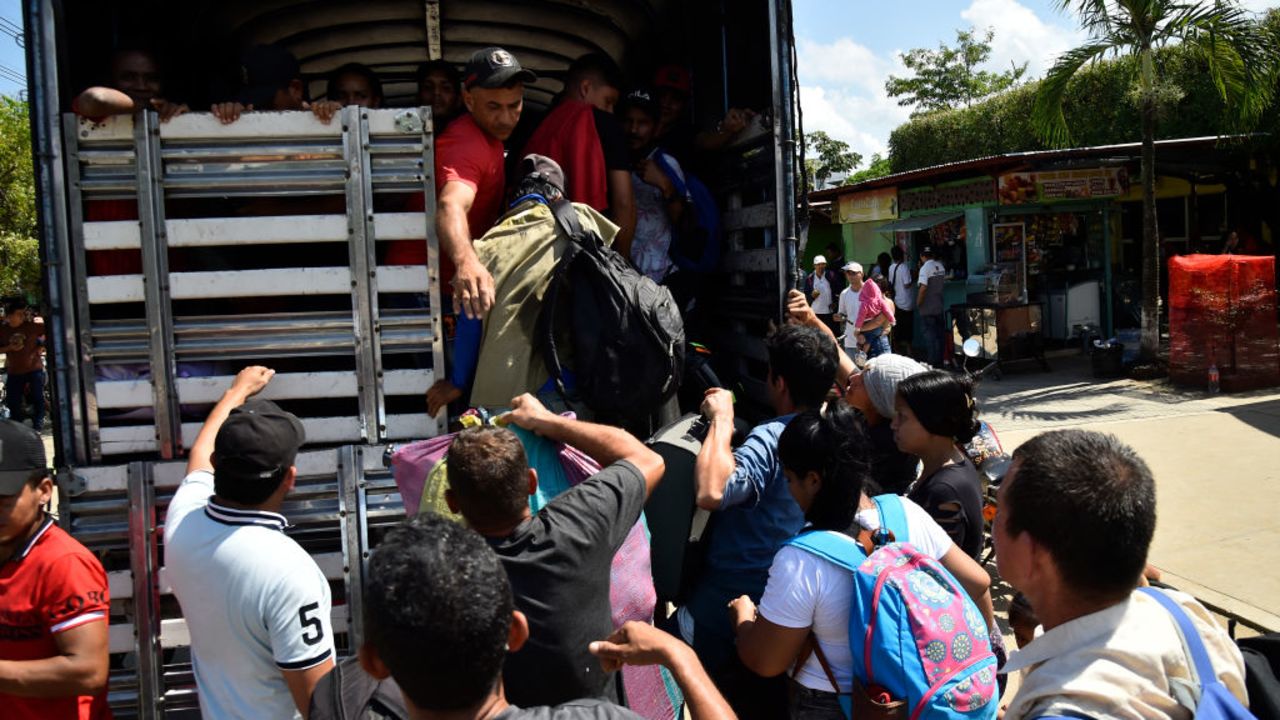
[977,353,1280,632]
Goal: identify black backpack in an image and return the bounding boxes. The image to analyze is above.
[536,198,685,424]
[308,655,408,720]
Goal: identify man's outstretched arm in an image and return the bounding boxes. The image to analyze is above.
[591,622,735,720]
[187,366,275,475]
[505,394,664,499]
[694,388,736,510]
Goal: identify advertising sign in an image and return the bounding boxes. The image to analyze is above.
[998,168,1129,205]
[837,187,898,224]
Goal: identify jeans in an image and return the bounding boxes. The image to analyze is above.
[789,682,847,720]
[5,370,45,430]
[921,313,946,367]
[863,326,891,359]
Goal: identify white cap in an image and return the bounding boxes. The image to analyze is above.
[813,255,828,267]
[843,261,863,274]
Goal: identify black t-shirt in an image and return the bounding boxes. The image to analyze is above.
[593,109,630,172]
[495,699,644,719]
[907,458,985,559]
[867,421,918,496]
[489,460,648,708]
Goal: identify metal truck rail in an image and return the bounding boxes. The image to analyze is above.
[58,107,445,462]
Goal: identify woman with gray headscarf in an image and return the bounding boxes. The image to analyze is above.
[845,353,928,494]
[786,288,928,493]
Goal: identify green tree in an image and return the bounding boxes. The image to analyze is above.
[886,27,1027,115]
[1032,0,1278,362]
[0,97,40,300]
[804,130,862,190]
[845,153,893,184]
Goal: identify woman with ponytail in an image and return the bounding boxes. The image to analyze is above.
[892,370,985,559]
[728,401,996,719]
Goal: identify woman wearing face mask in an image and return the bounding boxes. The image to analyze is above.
[726,401,997,719]
[892,370,985,559]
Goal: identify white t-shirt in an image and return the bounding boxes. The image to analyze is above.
[836,287,861,349]
[812,274,834,314]
[918,258,946,285]
[889,261,915,311]
[756,498,953,692]
[164,470,335,720]
[630,151,685,282]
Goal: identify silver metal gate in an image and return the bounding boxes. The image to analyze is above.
[52,107,444,717]
[58,107,444,463]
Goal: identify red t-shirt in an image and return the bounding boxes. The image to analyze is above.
[434,114,505,239]
[0,518,113,720]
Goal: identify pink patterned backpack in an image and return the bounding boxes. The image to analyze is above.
[785,494,998,719]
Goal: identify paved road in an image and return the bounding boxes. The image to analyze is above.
[978,353,1280,632]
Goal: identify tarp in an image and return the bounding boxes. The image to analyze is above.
[1168,254,1279,391]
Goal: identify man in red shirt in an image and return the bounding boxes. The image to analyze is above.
[0,420,111,719]
[437,47,536,320]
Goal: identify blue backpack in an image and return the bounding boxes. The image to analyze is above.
[786,495,998,720]
[652,151,720,274]
[1135,588,1254,720]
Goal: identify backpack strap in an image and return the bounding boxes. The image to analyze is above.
[1137,587,1221,693]
[786,530,867,569]
[538,199,588,402]
[870,494,910,546]
[651,151,691,201]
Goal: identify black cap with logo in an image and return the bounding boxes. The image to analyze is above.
[0,419,47,495]
[213,400,306,482]
[463,47,537,90]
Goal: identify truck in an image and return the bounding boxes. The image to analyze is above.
[20,0,803,715]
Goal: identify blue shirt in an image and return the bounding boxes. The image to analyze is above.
[704,414,803,574]
[687,414,804,652]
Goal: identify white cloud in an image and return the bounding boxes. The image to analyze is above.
[1239,0,1280,14]
[960,0,1087,79]
[796,38,912,165]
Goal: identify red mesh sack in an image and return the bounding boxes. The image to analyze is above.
[1168,254,1279,391]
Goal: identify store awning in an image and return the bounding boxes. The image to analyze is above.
[875,211,964,233]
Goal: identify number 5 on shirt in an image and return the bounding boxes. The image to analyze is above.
[299,602,324,646]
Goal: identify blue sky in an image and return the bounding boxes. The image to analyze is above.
[793,0,1280,165]
[0,0,24,98]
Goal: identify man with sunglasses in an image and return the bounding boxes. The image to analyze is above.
[165,366,335,719]
[0,420,111,719]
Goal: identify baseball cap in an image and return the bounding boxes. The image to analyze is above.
[653,65,692,94]
[213,400,306,482]
[518,154,566,195]
[238,44,301,107]
[0,419,48,495]
[620,88,660,120]
[921,245,936,257]
[843,261,863,274]
[813,255,828,267]
[463,47,537,90]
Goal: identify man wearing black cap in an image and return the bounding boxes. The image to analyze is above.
[164,366,334,720]
[621,88,688,283]
[0,420,111,720]
[436,46,537,321]
[211,44,308,123]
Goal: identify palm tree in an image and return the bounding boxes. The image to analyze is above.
[1032,1,1276,362]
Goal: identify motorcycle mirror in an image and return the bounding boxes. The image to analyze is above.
[962,337,982,358]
